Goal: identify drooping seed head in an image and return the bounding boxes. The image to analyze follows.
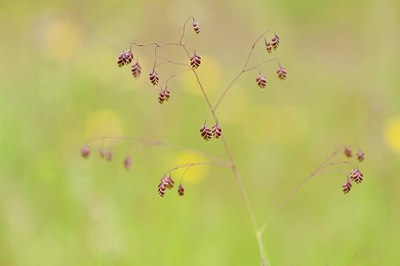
[190,54,202,69]
[178,184,185,196]
[271,34,280,50]
[211,124,222,139]
[192,18,200,34]
[344,147,353,158]
[158,87,171,104]
[158,177,168,197]
[123,156,132,171]
[264,40,272,54]
[131,62,142,78]
[81,145,91,159]
[149,70,159,85]
[125,51,134,64]
[276,66,287,80]
[356,150,365,162]
[256,74,267,88]
[200,125,212,141]
[117,51,133,67]
[117,52,127,67]
[166,176,175,189]
[349,169,363,184]
[158,176,175,197]
[342,180,352,194]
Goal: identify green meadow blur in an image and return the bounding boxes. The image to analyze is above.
[1,0,400,265]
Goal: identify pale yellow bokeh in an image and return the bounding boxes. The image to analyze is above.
[173,151,210,184]
[42,19,82,60]
[179,55,222,97]
[84,110,125,143]
[240,104,308,145]
[384,117,400,152]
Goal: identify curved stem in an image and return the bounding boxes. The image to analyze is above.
[164,161,232,176]
[213,30,275,112]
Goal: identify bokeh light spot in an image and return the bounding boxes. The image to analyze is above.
[384,117,400,152]
[42,19,82,60]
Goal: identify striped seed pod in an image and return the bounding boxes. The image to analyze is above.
[256,74,267,88]
[349,169,363,184]
[149,70,159,85]
[276,66,287,80]
[158,87,171,104]
[190,54,202,69]
[158,176,175,197]
[271,34,280,50]
[211,124,222,139]
[265,40,272,54]
[342,180,352,194]
[192,18,200,34]
[125,51,133,64]
[131,62,142,78]
[117,52,127,67]
[178,184,185,196]
[200,125,212,141]
[117,51,133,67]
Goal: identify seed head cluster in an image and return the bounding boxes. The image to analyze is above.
[117,51,133,67]
[158,176,175,197]
[81,144,133,171]
[265,40,272,54]
[264,33,279,53]
[340,147,366,194]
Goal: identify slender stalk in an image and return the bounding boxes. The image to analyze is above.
[191,69,267,265]
[213,30,275,112]
[127,20,273,265]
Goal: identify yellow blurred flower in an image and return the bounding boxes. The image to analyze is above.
[384,117,400,152]
[42,19,82,60]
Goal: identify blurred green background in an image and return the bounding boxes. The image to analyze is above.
[1,0,399,265]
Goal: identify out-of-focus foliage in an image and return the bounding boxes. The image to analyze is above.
[0,0,399,265]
